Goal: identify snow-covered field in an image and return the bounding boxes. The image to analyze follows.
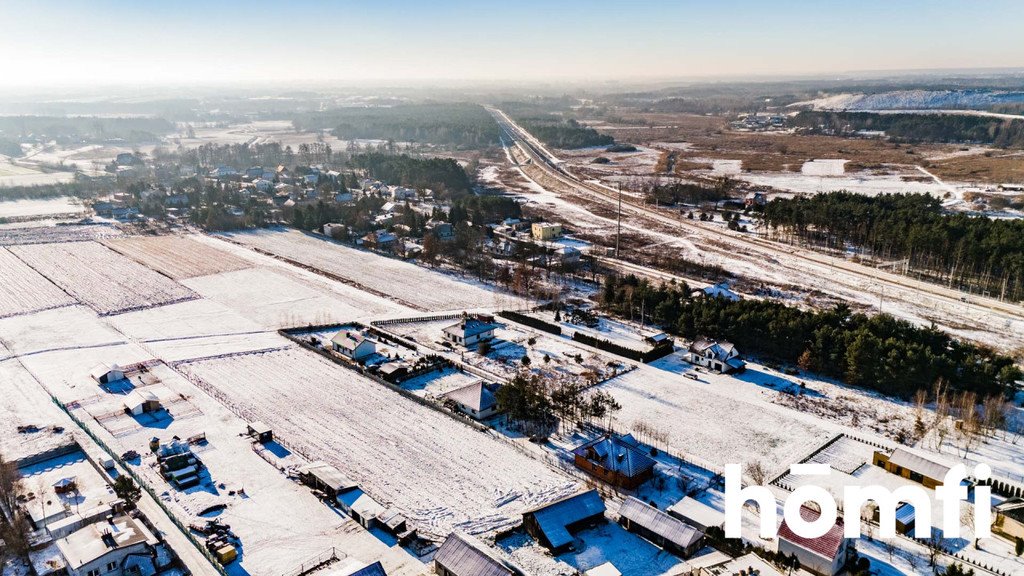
[801,158,847,176]
[104,235,253,279]
[595,353,836,474]
[8,241,196,315]
[0,349,76,463]
[0,247,74,318]
[176,348,581,540]
[0,196,85,220]
[218,228,528,312]
[0,161,76,187]
[0,222,122,245]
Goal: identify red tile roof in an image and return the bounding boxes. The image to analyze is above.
[777,506,845,560]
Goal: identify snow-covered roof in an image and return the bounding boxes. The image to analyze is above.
[619,496,702,550]
[444,318,499,339]
[572,434,656,479]
[434,532,520,576]
[523,489,606,550]
[689,338,739,361]
[667,496,725,529]
[586,562,622,576]
[701,282,740,301]
[56,515,154,570]
[886,447,951,482]
[443,381,498,413]
[331,330,368,352]
[89,363,122,381]
[300,460,357,493]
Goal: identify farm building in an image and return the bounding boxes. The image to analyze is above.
[331,330,376,362]
[776,506,852,576]
[247,421,273,443]
[685,339,745,373]
[686,551,784,576]
[521,489,606,552]
[617,496,703,558]
[531,222,562,241]
[667,496,724,532]
[443,316,499,348]
[90,363,125,384]
[298,460,357,499]
[993,497,1024,540]
[55,515,157,576]
[122,389,162,416]
[377,508,416,543]
[337,487,386,530]
[442,381,500,420]
[342,561,388,576]
[433,532,523,576]
[572,434,656,489]
[872,447,950,489]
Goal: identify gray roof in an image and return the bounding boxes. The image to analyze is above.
[523,489,606,550]
[887,447,951,481]
[434,532,519,576]
[573,435,657,479]
[444,318,498,339]
[443,381,499,412]
[619,496,702,550]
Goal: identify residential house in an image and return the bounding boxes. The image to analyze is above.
[254,178,274,193]
[165,193,189,207]
[872,447,951,489]
[211,165,238,179]
[244,166,264,181]
[331,330,376,361]
[744,192,767,207]
[993,497,1024,540]
[323,222,347,239]
[334,190,354,203]
[553,246,581,265]
[114,152,140,167]
[776,506,853,576]
[442,316,498,348]
[617,496,703,558]
[90,363,124,384]
[531,222,562,241]
[685,339,745,373]
[55,515,157,576]
[697,282,740,301]
[433,532,523,576]
[572,434,656,489]
[390,185,417,200]
[427,221,455,241]
[522,489,606,552]
[362,230,397,252]
[442,381,501,420]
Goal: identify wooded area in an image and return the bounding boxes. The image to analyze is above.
[349,153,472,199]
[763,192,1024,302]
[293,103,502,148]
[791,111,1024,147]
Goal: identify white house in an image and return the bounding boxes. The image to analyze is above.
[685,339,745,373]
[442,381,500,420]
[442,317,498,348]
[55,515,157,576]
[90,364,124,385]
[331,331,376,361]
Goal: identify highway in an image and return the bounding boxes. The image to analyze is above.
[487,106,1024,322]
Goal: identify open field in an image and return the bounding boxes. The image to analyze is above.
[0,247,74,318]
[8,241,196,315]
[0,349,76,463]
[218,228,529,312]
[176,348,581,540]
[0,160,76,187]
[104,234,253,279]
[0,196,85,220]
[0,222,122,245]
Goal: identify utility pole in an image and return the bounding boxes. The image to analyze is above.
[615,182,622,258]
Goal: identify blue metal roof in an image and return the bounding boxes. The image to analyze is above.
[895,502,916,525]
[524,489,606,549]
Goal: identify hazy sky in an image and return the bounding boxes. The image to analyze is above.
[2,0,1022,87]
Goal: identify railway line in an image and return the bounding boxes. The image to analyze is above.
[488,106,1024,323]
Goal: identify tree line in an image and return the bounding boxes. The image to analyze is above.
[600,274,1022,399]
[0,116,173,145]
[349,153,471,199]
[791,111,1024,148]
[763,192,1024,302]
[514,116,614,149]
[292,103,502,148]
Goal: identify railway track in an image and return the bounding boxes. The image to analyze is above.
[488,107,1024,322]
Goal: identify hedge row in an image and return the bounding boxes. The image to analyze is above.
[498,310,562,335]
[571,331,674,363]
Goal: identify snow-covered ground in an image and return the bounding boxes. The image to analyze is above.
[0,196,85,220]
[8,241,196,315]
[176,348,581,540]
[104,234,253,280]
[0,247,75,318]
[217,228,529,312]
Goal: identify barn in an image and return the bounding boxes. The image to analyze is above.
[521,489,606,552]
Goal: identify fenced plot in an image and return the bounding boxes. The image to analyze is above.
[177,348,580,540]
[9,241,197,315]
